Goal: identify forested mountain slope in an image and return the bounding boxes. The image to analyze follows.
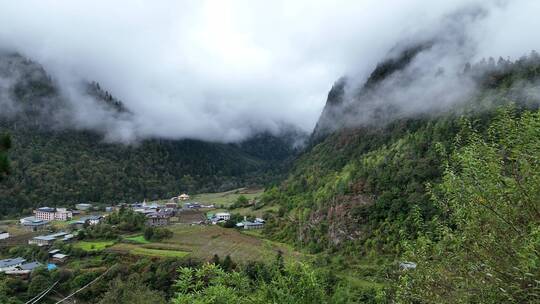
[263,50,540,256]
[0,52,305,216]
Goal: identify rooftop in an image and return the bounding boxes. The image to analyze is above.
[0,257,26,268]
[19,262,42,271]
[33,231,69,241]
[37,207,56,213]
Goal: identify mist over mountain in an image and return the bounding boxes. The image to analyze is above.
[1,1,540,143]
[312,5,540,141]
[0,52,306,215]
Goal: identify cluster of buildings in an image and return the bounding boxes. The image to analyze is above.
[19,206,74,232]
[0,250,68,279]
[19,204,106,232]
[131,201,175,227]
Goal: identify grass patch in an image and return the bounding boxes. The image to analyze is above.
[130,247,189,258]
[74,241,115,252]
[191,188,263,207]
[125,235,150,244]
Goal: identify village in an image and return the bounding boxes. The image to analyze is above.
[0,188,279,281]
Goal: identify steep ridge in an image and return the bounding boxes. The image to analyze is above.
[262,48,540,255]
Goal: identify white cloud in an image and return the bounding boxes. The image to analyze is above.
[0,0,538,142]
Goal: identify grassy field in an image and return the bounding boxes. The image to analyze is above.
[191,188,263,207]
[129,246,189,258]
[124,235,150,244]
[74,241,115,251]
[108,224,303,263]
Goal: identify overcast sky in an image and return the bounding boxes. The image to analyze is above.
[1,0,539,142]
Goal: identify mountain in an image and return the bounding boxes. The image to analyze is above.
[312,43,430,141]
[262,47,540,255]
[0,52,305,216]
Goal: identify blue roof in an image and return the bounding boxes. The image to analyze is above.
[0,257,26,268]
[19,262,42,271]
[47,263,57,271]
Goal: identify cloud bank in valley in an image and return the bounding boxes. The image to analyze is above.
[0,0,540,142]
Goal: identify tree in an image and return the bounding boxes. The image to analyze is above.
[144,227,154,241]
[397,108,540,303]
[27,274,51,298]
[275,250,285,273]
[221,255,234,272]
[211,254,220,266]
[99,276,166,304]
[0,133,11,180]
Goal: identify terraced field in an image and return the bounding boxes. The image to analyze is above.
[107,224,303,262]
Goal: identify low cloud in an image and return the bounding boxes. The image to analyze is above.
[0,1,539,142]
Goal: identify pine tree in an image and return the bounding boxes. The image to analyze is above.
[211,254,220,266]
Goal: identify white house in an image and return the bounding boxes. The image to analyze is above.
[0,231,9,240]
[34,207,73,221]
[215,212,231,221]
[54,208,72,221]
[178,193,190,201]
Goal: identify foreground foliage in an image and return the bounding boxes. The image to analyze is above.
[397,107,540,303]
[172,260,365,304]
